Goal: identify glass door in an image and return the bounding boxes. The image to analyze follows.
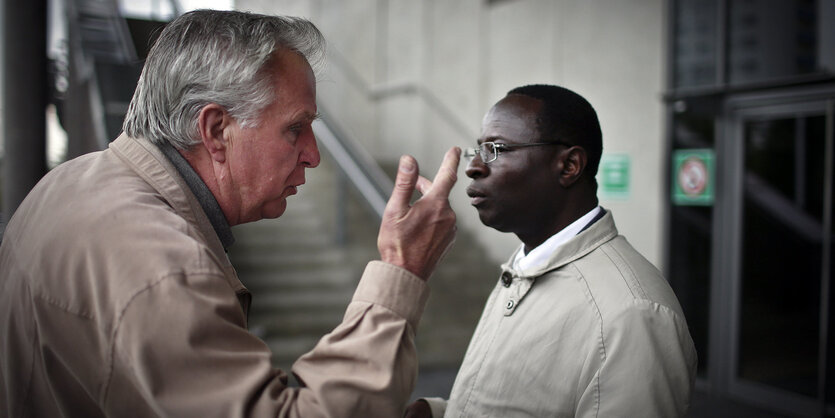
[723,97,834,416]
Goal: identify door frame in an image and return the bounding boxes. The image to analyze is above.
[709,84,835,416]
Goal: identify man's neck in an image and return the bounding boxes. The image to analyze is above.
[179,146,241,226]
[158,142,236,248]
[520,198,598,254]
[519,205,602,259]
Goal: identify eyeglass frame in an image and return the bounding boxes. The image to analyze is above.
[463,140,572,164]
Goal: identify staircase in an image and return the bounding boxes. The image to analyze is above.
[229,154,377,373]
[228,150,497,376]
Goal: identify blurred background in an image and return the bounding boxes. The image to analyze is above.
[1,0,834,416]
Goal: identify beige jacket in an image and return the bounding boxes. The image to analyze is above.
[0,134,428,417]
[426,210,697,417]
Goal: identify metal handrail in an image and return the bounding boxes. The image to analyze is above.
[312,110,393,220]
[312,49,478,225]
[326,48,477,142]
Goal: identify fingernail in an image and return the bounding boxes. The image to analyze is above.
[400,156,415,173]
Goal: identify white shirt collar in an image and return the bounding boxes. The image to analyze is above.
[512,206,603,271]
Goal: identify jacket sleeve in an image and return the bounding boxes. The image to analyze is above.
[576,301,697,418]
[106,260,429,418]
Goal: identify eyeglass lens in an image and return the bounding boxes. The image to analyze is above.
[464,143,496,162]
[482,143,497,161]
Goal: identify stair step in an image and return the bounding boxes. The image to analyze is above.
[232,234,336,251]
[250,288,354,312]
[231,247,348,268]
[249,310,345,338]
[239,267,360,291]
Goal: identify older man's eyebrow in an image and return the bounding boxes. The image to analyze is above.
[297,111,320,124]
[289,111,320,126]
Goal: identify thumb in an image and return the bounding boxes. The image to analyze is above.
[384,155,418,217]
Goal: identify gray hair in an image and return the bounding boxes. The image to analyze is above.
[122,10,325,150]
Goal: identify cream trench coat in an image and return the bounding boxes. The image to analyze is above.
[425,210,697,417]
[0,134,428,417]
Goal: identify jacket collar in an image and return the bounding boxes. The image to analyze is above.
[500,209,619,280]
[108,134,247,297]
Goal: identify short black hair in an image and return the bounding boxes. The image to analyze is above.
[507,84,603,177]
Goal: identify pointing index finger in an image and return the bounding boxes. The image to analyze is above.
[428,147,461,198]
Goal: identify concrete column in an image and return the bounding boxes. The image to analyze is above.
[2,0,48,221]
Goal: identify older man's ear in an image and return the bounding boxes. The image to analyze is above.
[197,103,231,164]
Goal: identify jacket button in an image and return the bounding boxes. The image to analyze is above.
[506,300,515,310]
[501,272,512,287]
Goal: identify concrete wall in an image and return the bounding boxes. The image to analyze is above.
[236,0,667,268]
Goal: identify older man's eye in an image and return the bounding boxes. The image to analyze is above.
[289,124,304,137]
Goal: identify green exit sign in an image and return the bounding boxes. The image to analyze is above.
[598,154,630,199]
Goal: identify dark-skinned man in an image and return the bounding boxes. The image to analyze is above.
[407,84,696,417]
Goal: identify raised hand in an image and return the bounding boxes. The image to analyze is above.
[377,147,461,280]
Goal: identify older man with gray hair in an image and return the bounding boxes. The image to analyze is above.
[0,10,460,417]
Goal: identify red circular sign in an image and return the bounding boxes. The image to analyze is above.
[678,157,707,197]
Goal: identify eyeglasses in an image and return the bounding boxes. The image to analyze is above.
[463,141,570,164]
